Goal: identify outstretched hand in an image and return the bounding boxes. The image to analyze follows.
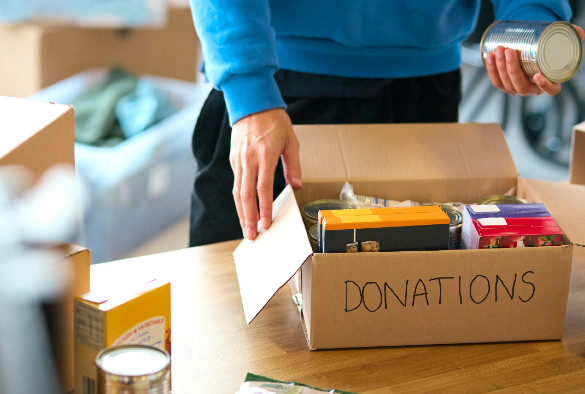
[485,24,584,96]
[230,108,302,241]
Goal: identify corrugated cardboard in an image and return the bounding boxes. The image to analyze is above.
[0,6,201,98]
[234,123,581,350]
[0,96,74,180]
[570,122,585,185]
[48,244,91,393]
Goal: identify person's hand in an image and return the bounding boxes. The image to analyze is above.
[230,108,302,240]
[485,24,584,96]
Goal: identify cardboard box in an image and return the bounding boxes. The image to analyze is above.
[74,280,171,394]
[32,69,212,263]
[46,244,91,393]
[0,6,201,98]
[234,123,584,350]
[0,96,74,180]
[570,122,585,185]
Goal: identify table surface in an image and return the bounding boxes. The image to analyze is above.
[91,241,585,393]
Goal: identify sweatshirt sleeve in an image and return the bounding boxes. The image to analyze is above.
[189,0,286,125]
[491,0,572,22]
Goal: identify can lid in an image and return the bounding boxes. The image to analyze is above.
[439,204,463,226]
[475,194,528,205]
[538,21,582,83]
[308,223,319,240]
[96,344,170,377]
[302,199,356,221]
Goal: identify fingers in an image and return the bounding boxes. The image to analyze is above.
[230,108,298,240]
[486,46,543,96]
[532,73,561,96]
[573,25,585,40]
[281,132,302,190]
[240,155,260,240]
[257,155,276,232]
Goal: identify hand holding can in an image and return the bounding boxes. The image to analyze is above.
[481,21,584,95]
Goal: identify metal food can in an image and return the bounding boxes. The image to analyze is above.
[480,20,582,83]
[475,194,528,205]
[439,204,463,250]
[96,344,171,394]
[308,223,319,252]
[302,199,356,229]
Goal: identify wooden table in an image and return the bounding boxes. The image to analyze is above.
[91,241,585,393]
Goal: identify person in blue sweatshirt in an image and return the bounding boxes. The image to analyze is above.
[188,0,583,246]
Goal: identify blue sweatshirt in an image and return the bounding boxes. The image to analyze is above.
[189,1,572,125]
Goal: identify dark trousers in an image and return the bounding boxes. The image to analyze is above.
[189,69,461,246]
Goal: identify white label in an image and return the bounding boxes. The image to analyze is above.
[478,217,507,226]
[470,204,501,213]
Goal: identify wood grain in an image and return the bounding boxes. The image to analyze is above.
[90,242,585,393]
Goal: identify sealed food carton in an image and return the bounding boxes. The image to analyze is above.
[320,206,449,253]
[233,123,585,350]
[467,216,564,249]
[74,280,171,393]
[460,203,551,249]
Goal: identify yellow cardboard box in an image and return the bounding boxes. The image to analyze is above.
[74,280,171,393]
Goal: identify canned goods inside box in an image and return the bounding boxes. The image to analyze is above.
[480,20,582,83]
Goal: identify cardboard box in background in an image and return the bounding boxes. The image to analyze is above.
[74,280,171,394]
[31,69,211,263]
[234,123,584,350]
[46,244,91,393]
[0,5,201,98]
[570,122,585,185]
[0,96,74,180]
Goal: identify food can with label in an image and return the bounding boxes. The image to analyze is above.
[95,344,171,394]
[480,20,582,83]
[439,204,463,250]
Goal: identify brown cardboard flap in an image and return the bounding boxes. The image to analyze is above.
[295,123,518,203]
[518,178,585,246]
[570,123,585,185]
[233,186,313,324]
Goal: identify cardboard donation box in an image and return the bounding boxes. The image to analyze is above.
[570,122,585,185]
[234,123,585,350]
[74,280,171,394]
[0,96,74,179]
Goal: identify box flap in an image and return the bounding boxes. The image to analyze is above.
[294,123,518,203]
[233,185,313,324]
[0,96,72,158]
[518,178,585,246]
[570,122,585,185]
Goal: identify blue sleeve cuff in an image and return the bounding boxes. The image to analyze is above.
[221,69,286,126]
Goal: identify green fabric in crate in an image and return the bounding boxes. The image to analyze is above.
[71,67,138,147]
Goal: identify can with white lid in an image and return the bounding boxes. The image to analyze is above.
[95,344,171,393]
[480,20,582,83]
